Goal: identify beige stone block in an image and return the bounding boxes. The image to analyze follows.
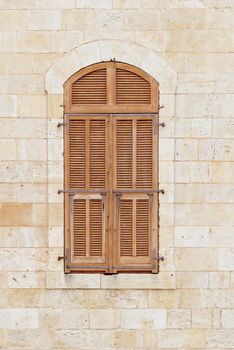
[48,226,63,248]
[59,308,89,329]
[77,41,101,67]
[159,139,174,160]
[0,53,33,74]
[0,31,16,53]
[48,95,63,119]
[90,309,120,329]
[135,30,168,52]
[114,0,167,8]
[85,29,135,42]
[162,8,205,30]
[1,118,40,138]
[110,290,148,308]
[0,227,47,248]
[191,118,212,138]
[175,204,229,225]
[96,10,124,30]
[175,139,198,160]
[27,10,60,30]
[166,30,206,53]
[17,31,50,53]
[48,119,63,139]
[38,0,75,8]
[212,309,221,329]
[121,309,166,329]
[159,117,174,138]
[0,75,8,94]
[205,30,234,52]
[149,290,178,309]
[167,309,190,329]
[76,0,112,8]
[7,74,44,94]
[191,162,211,182]
[18,95,47,118]
[32,53,63,74]
[46,272,100,289]
[124,10,160,30]
[0,273,7,288]
[209,272,230,289]
[176,271,209,288]
[32,162,47,184]
[205,0,234,7]
[175,247,218,271]
[38,308,60,329]
[211,162,234,183]
[157,330,184,348]
[82,290,111,309]
[213,119,234,138]
[0,95,17,117]
[0,330,6,346]
[159,161,174,183]
[175,184,206,203]
[159,203,174,226]
[175,118,190,137]
[0,140,16,160]
[0,162,32,183]
[85,330,115,348]
[177,73,215,93]
[0,10,26,30]
[61,9,96,30]
[207,184,234,203]
[51,31,84,52]
[16,140,46,161]
[48,248,63,272]
[48,184,63,204]
[17,184,47,204]
[4,0,38,8]
[159,225,174,249]
[168,0,205,7]
[218,248,234,271]
[48,139,63,161]
[8,272,46,288]
[32,204,48,226]
[199,139,234,161]
[101,272,175,289]
[0,204,33,226]
[48,204,63,226]
[114,330,140,348]
[207,330,234,348]
[48,161,63,183]
[0,248,36,271]
[175,162,191,183]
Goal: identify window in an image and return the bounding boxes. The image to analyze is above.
[63,62,159,274]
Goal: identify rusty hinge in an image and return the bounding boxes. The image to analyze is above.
[57,122,66,128]
[58,255,67,261]
[154,255,164,261]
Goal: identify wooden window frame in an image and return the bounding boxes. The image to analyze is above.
[63,62,159,274]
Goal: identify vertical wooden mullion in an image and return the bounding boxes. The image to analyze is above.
[132,119,137,189]
[86,119,90,189]
[107,63,115,106]
[86,199,90,257]
[132,199,136,258]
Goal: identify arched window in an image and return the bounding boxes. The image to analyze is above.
[63,62,160,274]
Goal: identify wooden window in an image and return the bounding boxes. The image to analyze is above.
[63,62,159,274]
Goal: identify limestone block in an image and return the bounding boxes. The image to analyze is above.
[85,29,135,42]
[1,118,41,138]
[7,74,44,94]
[0,140,16,161]
[38,308,60,329]
[51,31,84,53]
[0,308,38,329]
[0,330,6,347]
[0,53,33,74]
[159,139,174,160]
[175,118,190,137]
[109,290,148,308]
[207,184,234,203]
[48,139,63,161]
[48,119,63,139]
[76,0,112,8]
[191,162,211,182]
[27,10,60,30]
[175,139,198,161]
[114,330,139,348]
[32,53,63,74]
[175,204,229,225]
[0,273,7,288]
[48,204,63,226]
[191,118,212,138]
[48,95,63,119]
[161,8,205,30]
[60,308,89,329]
[16,140,46,161]
[0,227,47,248]
[101,272,175,289]
[113,0,168,8]
[38,0,75,9]
[48,161,63,183]
[176,271,209,288]
[149,290,178,309]
[213,309,221,329]
[17,31,50,53]
[32,162,47,184]
[0,162,32,183]
[135,30,168,53]
[0,10,26,30]
[177,73,215,93]
[17,184,47,204]
[159,225,174,249]
[0,31,16,53]
[85,330,115,348]
[205,30,234,52]
[4,0,38,8]
[46,272,100,289]
[0,248,37,271]
[48,184,63,204]
[207,330,234,348]
[121,309,166,329]
[90,309,120,329]
[213,119,234,138]
[48,248,63,272]
[209,272,230,289]
[82,290,111,309]
[96,10,125,30]
[7,328,57,348]
[167,309,190,329]
[175,247,218,271]
[48,227,63,248]
[61,9,96,30]
[0,204,33,227]
[159,161,174,183]
[159,203,174,226]
[18,95,47,118]
[166,30,206,53]
[8,272,46,288]
[124,10,160,30]
[215,73,234,93]
[175,184,206,203]
[0,75,7,94]
[168,0,205,7]
[0,96,17,117]
[175,162,191,183]
[198,139,225,160]
[218,248,234,271]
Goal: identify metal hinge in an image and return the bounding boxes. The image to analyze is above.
[57,122,66,128]
[58,256,67,261]
[154,255,164,261]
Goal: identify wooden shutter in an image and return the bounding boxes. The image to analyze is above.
[113,115,158,273]
[65,116,108,272]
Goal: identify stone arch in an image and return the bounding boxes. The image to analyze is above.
[45,40,177,95]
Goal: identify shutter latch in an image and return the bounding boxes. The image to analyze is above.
[58,255,67,261]
[57,122,66,128]
[154,255,164,261]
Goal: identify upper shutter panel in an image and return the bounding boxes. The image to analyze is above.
[71,69,107,105]
[116,68,151,104]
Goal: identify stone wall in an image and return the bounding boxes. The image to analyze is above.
[0,0,233,349]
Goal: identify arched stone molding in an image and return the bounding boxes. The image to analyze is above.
[45,39,177,95]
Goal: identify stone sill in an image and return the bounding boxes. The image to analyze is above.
[46,271,175,290]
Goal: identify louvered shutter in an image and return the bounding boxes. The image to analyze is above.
[113,116,158,273]
[65,117,108,272]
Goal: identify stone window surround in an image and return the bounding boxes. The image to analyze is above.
[45,39,177,290]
